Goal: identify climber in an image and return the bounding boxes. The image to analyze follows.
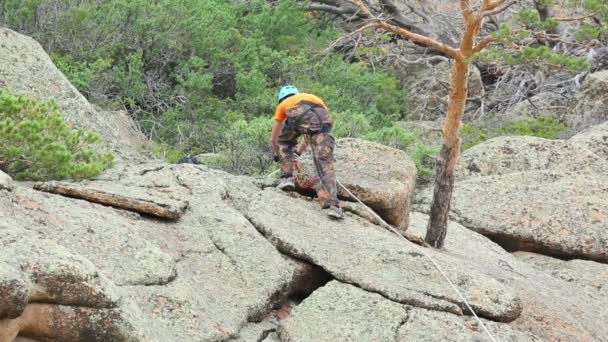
[270,85,344,220]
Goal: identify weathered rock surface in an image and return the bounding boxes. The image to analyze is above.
[569,120,608,157]
[421,170,608,261]
[247,189,522,322]
[418,123,608,262]
[300,138,416,232]
[509,92,572,123]
[515,252,608,305]
[1,164,299,341]
[408,212,608,341]
[569,70,608,130]
[4,20,608,342]
[279,281,540,342]
[457,135,608,178]
[3,159,608,341]
[0,27,148,160]
[0,170,14,192]
[0,224,145,342]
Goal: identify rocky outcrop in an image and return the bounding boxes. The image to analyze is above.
[3,25,608,342]
[0,225,145,342]
[515,252,608,305]
[1,164,299,341]
[0,171,14,192]
[279,282,540,342]
[568,70,608,130]
[3,160,608,341]
[247,189,522,322]
[407,213,608,341]
[299,138,416,232]
[0,28,149,161]
[419,121,608,262]
[457,134,608,178]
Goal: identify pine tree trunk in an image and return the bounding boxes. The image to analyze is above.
[425,7,480,248]
[425,59,469,248]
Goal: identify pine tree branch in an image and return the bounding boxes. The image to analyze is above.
[306,4,353,16]
[482,0,518,17]
[348,0,375,19]
[341,0,460,57]
[474,35,495,52]
[554,15,595,22]
[348,20,460,59]
[482,0,511,12]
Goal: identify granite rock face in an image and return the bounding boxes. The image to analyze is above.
[569,70,608,130]
[418,122,608,262]
[0,27,149,161]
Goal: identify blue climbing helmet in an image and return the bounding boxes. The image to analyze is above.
[277,85,299,103]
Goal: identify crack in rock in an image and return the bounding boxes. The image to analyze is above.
[244,211,465,316]
[394,307,411,342]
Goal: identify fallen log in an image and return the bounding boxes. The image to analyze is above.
[34,181,187,220]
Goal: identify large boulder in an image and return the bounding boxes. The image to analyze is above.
[0,28,148,161]
[300,138,416,232]
[1,164,298,341]
[0,225,146,342]
[568,70,608,130]
[278,281,540,342]
[0,170,14,192]
[418,122,608,262]
[514,252,608,306]
[247,189,522,322]
[456,135,608,178]
[407,213,608,341]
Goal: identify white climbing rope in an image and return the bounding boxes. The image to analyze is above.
[336,180,499,342]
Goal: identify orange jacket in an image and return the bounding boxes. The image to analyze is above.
[274,93,328,122]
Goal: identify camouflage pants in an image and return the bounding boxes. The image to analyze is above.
[278,102,339,208]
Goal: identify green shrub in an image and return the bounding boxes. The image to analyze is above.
[411,143,440,181]
[1,0,407,155]
[0,91,114,180]
[51,54,111,94]
[152,143,185,164]
[363,126,416,150]
[331,110,372,138]
[462,117,567,150]
[205,117,274,175]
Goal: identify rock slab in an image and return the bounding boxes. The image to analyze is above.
[247,189,522,322]
[279,281,539,342]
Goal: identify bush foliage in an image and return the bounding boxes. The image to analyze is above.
[0,0,424,176]
[0,0,406,153]
[0,91,114,180]
[461,117,567,150]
